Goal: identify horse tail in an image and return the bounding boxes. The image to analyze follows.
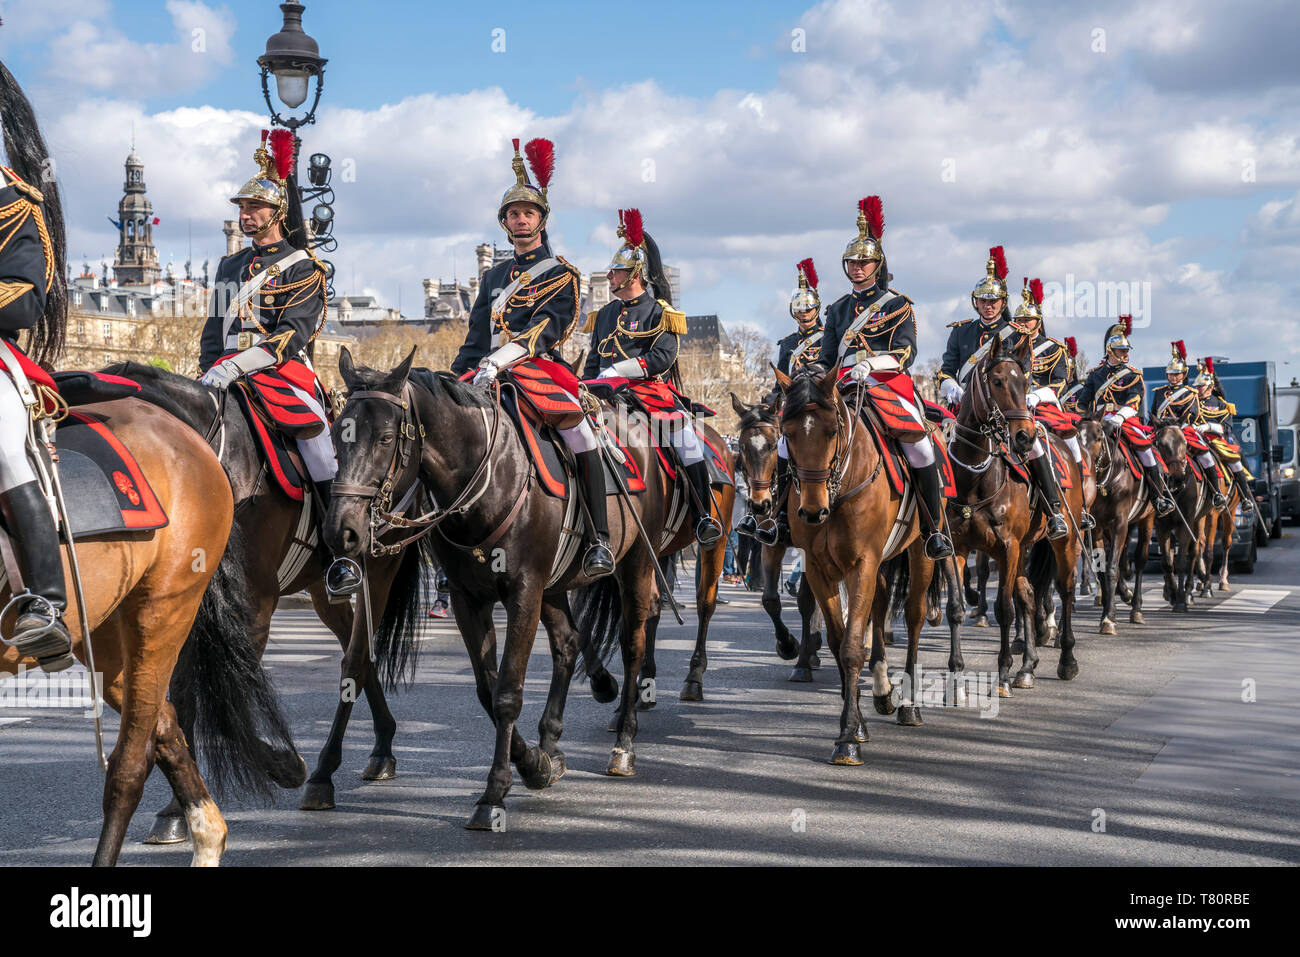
[926,556,944,623]
[573,574,624,691]
[373,536,433,691]
[883,553,908,621]
[1027,537,1056,600]
[172,524,299,799]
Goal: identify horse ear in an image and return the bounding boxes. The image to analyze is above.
[772,364,793,394]
[730,392,749,418]
[817,365,839,396]
[393,346,417,384]
[338,346,359,388]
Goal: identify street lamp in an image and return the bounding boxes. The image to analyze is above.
[257,2,327,134]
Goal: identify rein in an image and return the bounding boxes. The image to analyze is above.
[787,384,879,508]
[950,354,1031,473]
[333,378,510,558]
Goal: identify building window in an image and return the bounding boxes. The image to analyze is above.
[102,321,112,345]
[75,320,84,339]
[126,298,135,317]
[73,291,82,307]
[104,353,112,365]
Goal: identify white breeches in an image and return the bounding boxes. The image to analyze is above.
[1137,448,1159,469]
[1025,435,1048,461]
[556,385,598,454]
[1228,460,1244,474]
[1197,451,1216,470]
[0,372,36,492]
[286,382,338,482]
[668,418,706,465]
[1064,435,1082,463]
[777,435,787,460]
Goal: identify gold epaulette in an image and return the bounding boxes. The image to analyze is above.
[947,319,971,328]
[1227,401,1237,415]
[658,299,687,334]
[887,288,914,304]
[581,310,598,334]
[1,166,43,203]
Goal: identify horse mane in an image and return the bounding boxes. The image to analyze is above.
[406,367,492,409]
[738,402,778,429]
[781,372,834,418]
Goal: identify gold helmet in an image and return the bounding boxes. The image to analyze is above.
[1192,356,1216,388]
[790,257,820,320]
[230,129,295,233]
[606,208,648,291]
[842,195,884,275]
[1012,276,1044,327]
[1166,340,1188,377]
[1103,314,1133,359]
[498,137,553,239]
[971,245,1010,310]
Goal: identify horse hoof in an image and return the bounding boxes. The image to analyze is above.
[606,749,636,777]
[853,725,869,743]
[1218,582,1230,592]
[883,634,895,646]
[829,742,864,766]
[775,632,799,661]
[1058,660,1080,682]
[1013,672,1035,690]
[547,751,567,785]
[974,615,989,628]
[1130,611,1145,625]
[143,815,189,845]
[360,755,397,781]
[1093,594,1102,606]
[590,671,619,704]
[680,680,704,702]
[1011,639,1026,655]
[997,682,1013,699]
[1100,619,1117,636]
[267,753,309,790]
[465,804,504,831]
[299,781,336,811]
[896,706,923,727]
[809,653,821,669]
[606,709,623,733]
[522,750,554,791]
[873,693,895,716]
[788,666,814,683]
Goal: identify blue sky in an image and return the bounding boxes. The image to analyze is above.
[5,0,1300,372]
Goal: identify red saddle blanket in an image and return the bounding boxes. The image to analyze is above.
[860,414,957,498]
[504,359,584,429]
[998,441,1075,489]
[218,358,327,439]
[1035,403,1079,435]
[231,388,308,503]
[0,340,58,414]
[54,410,168,534]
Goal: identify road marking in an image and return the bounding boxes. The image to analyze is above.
[0,718,29,729]
[263,654,330,664]
[1215,588,1291,614]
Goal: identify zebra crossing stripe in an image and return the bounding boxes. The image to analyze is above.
[1214,589,1291,614]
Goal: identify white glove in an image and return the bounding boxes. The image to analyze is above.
[850,361,872,384]
[1206,422,1224,435]
[200,360,241,390]
[1026,392,1041,410]
[472,361,498,388]
[1028,386,1058,409]
[1115,405,1138,421]
[939,377,963,405]
[1103,412,1123,426]
[608,357,645,379]
[851,355,899,382]
[597,366,616,379]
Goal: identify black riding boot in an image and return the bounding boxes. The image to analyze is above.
[685,459,723,549]
[1232,469,1255,512]
[576,450,615,577]
[314,479,362,601]
[1143,463,1176,517]
[0,481,75,672]
[735,511,759,538]
[755,457,789,547]
[915,461,954,560]
[1028,453,1069,540]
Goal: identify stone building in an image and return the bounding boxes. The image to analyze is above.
[110,151,161,285]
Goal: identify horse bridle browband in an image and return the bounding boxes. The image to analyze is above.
[787,382,879,507]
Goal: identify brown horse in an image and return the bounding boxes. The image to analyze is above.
[1198,466,1239,595]
[774,367,940,765]
[729,392,820,679]
[1078,415,1156,632]
[1135,421,1211,613]
[944,334,1084,693]
[1,398,294,866]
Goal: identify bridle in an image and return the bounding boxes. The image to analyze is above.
[950,354,1034,474]
[332,378,513,559]
[785,381,879,508]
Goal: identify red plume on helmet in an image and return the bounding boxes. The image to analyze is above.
[1173,340,1187,360]
[1203,356,1215,374]
[798,257,818,289]
[268,128,295,182]
[524,138,554,190]
[989,246,1007,282]
[622,208,644,248]
[1065,336,1078,358]
[1029,278,1044,306]
[1119,314,1133,336]
[859,196,884,239]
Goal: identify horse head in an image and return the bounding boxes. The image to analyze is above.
[327,346,419,560]
[1153,418,1188,487]
[966,328,1037,455]
[731,391,780,515]
[775,365,843,525]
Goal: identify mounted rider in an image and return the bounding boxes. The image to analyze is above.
[1012,276,1094,532]
[198,129,361,600]
[1074,316,1177,517]
[581,208,722,548]
[746,257,823,545]
[1191,357,1255,512]
[0,60,74,672]
[1153,341,1228,509]
[809,196,953,560]
[450,138,614,578]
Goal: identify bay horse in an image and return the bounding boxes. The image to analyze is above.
[774,366,943,765]
[326,349,729,826]
[1078,415,1155,632]
[100,362,404,832]
[1198,467,1239,595]
[944,332,1083,693]
[1136,421,1210,613]
[1,397,295,866]
[729,392,821,680]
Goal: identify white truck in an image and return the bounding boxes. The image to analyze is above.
[1279,382,1299,523]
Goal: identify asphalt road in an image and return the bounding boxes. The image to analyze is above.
[3,529,1299,866]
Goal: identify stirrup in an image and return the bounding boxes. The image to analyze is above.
[1155,496,1176,517]
[1079,508,1096,531]
[1212,493,1227,510]
[753,518,779,547]
[695,516,724,549]
[2,592,75,671]
[582,539,615,578]
[325,557,363,603]
[735,513,759,538]
[1239,496,1254,512]
[924,532,954,561]
[1046,510,1068,540]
